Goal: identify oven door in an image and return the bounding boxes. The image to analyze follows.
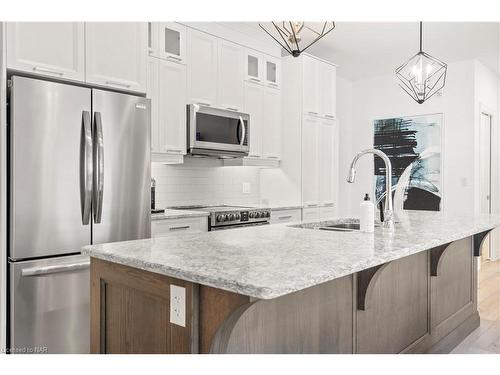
[187,104,250,157]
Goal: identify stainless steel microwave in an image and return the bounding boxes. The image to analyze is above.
[187,104,250,158]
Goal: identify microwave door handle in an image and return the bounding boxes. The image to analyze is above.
[80,111,92,225]
[239,116,246,146]
[93,112,104,224]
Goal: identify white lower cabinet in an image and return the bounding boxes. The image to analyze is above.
[6,22,85,81]
[152,217,208,237]
[302,207,320,222]
[85,22,148,93]
[270,208,302,224]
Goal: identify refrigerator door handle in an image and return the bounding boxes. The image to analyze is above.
[80,111,93,225]
[93,112,104,224]
[21,260,90,277]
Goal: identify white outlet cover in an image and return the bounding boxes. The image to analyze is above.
[170,285,186,327]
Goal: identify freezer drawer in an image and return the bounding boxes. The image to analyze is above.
[9,255,90,354]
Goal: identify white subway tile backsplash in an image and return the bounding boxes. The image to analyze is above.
[152,158,260,208]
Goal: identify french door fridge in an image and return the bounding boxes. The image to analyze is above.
[8,76,150,353]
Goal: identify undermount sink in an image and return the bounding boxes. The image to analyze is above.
[319,223,361,231]
[289,218,387,232]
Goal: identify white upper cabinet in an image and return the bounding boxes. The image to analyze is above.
[245,49,281,89]
[302,55,320,116]
[147,57,160,153]
[263,55,281,89]
[320,63,336,119]
[262,86,281,160]
[159,60,187,155]
[245,49,262,83]
[302,114,320,207]
[159,22,187,64]
[86,23,148,93]
[147,22,160,57]
[302,55,336,118]
[244,81,263,158]
[187,28,218,106]
[6,22,85,81]
[319,118,336,206]
[217,39,244,112]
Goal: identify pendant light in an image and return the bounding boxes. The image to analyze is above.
[396,22,447,104]
[259,22,335,57]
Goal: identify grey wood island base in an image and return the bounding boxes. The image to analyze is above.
[83,211,500,354]
[89,234,487,354]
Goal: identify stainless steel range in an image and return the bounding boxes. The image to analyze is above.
[171,205,271,231]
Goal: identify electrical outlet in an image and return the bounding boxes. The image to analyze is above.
[170,285,186,327]
[242,182,251,194]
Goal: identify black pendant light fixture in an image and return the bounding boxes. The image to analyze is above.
[396,22,447,104]
[259,22,335,57]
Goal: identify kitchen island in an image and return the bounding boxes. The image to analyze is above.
[82,211,500,354]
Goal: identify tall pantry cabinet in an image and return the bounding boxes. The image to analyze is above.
[282,54,338,221]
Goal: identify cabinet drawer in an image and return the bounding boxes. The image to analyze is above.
[270,208,302,224]
[302,207,320,222]
[152,217,208,237]
[320,206,336,220]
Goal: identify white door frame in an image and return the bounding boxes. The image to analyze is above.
[477,103,497,261]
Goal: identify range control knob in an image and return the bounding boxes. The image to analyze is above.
[217,215,225,222]
[265,211,270,218]
[249,212,255,219]
[257,212,263,218]
[229,213,236,221]
[235,213,241,220]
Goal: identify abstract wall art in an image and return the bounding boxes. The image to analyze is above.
[373,113,443,211]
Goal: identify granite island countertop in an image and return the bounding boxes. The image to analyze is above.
[82,211,500,300]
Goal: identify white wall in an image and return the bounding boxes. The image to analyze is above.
[337,60,477,218]
[152,158,261,208]
[474,60,500,259]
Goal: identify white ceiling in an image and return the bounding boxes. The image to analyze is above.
[221,22,500,80]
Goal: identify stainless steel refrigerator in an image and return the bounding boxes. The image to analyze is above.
[8,76,151,353]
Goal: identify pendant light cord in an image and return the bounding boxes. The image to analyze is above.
[419,21,423,52]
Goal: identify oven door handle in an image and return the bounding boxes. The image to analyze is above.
[239,116,246,146]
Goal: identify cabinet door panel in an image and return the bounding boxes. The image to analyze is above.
[321,63,336,118]
[159,60,187,155]
[147,58,160,152]
[244,82,263,158]
[264,55,281,89]
[262,87,281,160]
[302,55,319,116]
[86,22,148,93]
[217,40,244,111]
[159,22,187,64]
[147,22,160,57]
[319,119,335,206]
[187,29,217,106]
[6,22,85,81]
[302,115,320,206]
[245,49,263,83]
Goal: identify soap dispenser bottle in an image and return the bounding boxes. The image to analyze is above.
[360,193,375,233]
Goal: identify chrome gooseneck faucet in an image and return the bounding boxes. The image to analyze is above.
[347,149,394,230]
